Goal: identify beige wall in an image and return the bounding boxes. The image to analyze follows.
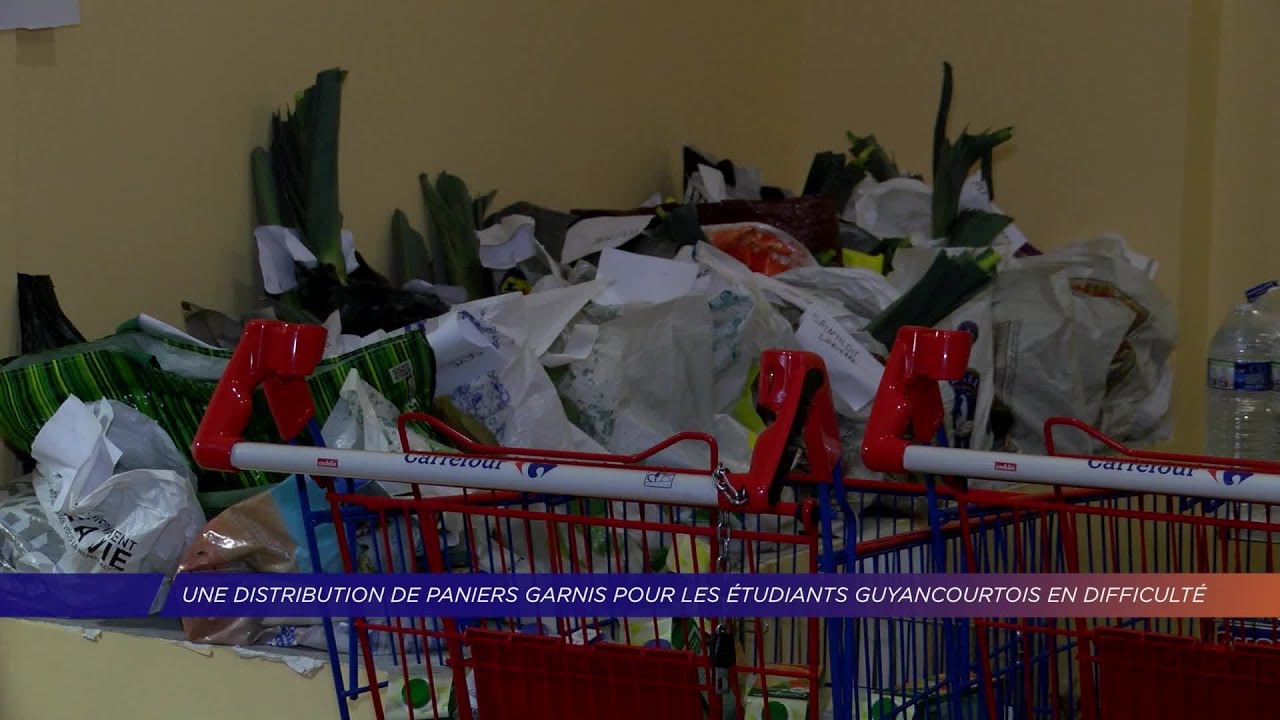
[2,1,1267,453]
[3,0,801,338]
[3,1,1257,457]
[797,0,1206,448]
[0,4,1276,715]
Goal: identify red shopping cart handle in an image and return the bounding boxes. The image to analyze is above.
[193,320,327,472]
[728,348,842,508]
[192,320,842,513]
[862,326,972,475]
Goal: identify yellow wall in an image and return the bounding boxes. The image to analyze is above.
[0,2,1275,719]
[3,0,801,338]
[797,0,1207,448]
[3,1,1253,455]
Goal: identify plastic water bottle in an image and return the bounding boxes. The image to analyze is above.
[1205,300,1276,459]
[1248,281,1280,455]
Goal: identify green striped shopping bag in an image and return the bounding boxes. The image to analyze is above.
[0,326,435,513]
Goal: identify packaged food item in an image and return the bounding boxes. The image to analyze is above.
[704,223,818,277]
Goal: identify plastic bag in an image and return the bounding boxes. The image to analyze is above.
[704,222,817,276]
[990,236,1175,456]
[0,396,203,576]
[692,243,797,416]
[18,273,86,355]
[557,295,716,468]
[427,282,609,453]
[770,265,901,332]
[176,477,408,650]
[0,322,437,511]
[319,368,465,546]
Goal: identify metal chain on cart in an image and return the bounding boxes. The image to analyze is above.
[710,465,738,699]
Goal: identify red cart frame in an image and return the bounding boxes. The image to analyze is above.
[192,320,846,720]
[849,325,1280,719]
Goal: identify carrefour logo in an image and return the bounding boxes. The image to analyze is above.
[1209,469,1253,487]
[1086,460,1193,477]
[1086,460,1253,488]
[514,461,557,479]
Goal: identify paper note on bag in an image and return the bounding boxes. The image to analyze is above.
[795,306,884,414]
[698,164,728,203]
[0,0,79,29]
[561,215,653,264]
[595,249,700,306]
[426,313,505,397]
[477,222,538,270]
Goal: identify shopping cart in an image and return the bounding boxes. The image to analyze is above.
[841,325,1280,719]
[190,319,846,720]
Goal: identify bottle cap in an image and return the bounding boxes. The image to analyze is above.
[403,677,432,709]
[1246,281,1279,303]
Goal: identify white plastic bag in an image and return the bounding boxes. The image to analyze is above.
[990,236,1174,455]
[557,295,717,468]
[694,242,798,415]
[427,282,609,453]
[21,396,203,575]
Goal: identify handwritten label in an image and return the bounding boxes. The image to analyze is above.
[425,313,504,397]
[794,306,884,413]
[561,215,654,264]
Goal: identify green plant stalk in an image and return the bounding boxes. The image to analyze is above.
[268,112,304,231]
[418,174,451,286]
[865,251,995,347]
[303,68,348,283]
[473,189,498,228]
[929,62,1014,241]
[847,133,900,181]
[250,147,282,226]
[421,172,488,299]
[932,63,953,182]
[391,208,433,286]
[949,209,1014,248]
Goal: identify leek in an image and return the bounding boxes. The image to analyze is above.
[929,63,1014,244]
[303,68,348,283]
[258,68,348,285]
[865,249,997,348]
[391,209,433,286]
[420,171,491,300]
[846,133,900,182]
[250,147,282,227]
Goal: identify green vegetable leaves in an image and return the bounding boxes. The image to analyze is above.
[420,172,492,300]
[865,249,998,348]
[930,62,1015,246]
[303,68,349,283]
[391,209,432,287]
[252,67,349,283]
[847,133,900,183]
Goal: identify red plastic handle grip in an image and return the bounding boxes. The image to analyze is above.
[192,320,327,472]
[729,349,841,510]
[861,326,972,474]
